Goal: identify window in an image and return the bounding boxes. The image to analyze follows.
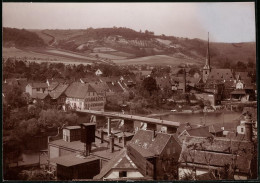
[119,171,127,178]
[241,128,244,133]
[36,88,40,92]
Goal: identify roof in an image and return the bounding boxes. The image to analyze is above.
[48,82,59,91]
[241,107,257,121]
[49,139,120,160]
[106,82,124,93]
[49,84,69,99]
[80,77,100,83]
[230,89,246,95]
[178,136,254,174]
[65,126,81,130]
[185,126,213,138]
[207,69,234,81]
[208,124,223,133]
[129,130,172,157]
[132,70,152,76]
[94,148,142,179]
[53,83,69,93]
[31,93,49,100]
[89,82,110,94]
[50,154,99,167]
[65,82,96,99]
[29,82,48,88]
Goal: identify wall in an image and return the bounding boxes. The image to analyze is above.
[66,97,85,110]
[105,170,144,179]
[194,93,216,106]
[156,136,181,180]
[25,84,33,96]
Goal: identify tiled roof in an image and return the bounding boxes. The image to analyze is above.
[48,82,59,91]
[94,148,142,179]
[80,77,100,83]
[186,126,213,138]
[50,154,99,167]
[241,107,257,121]
[208,124,223,133]
[64,126,81,130]
[30,82,48,88]
[178,136,254,174]
[89,82,110,94]
[207,69,234,81]
[31,93,49,100]
[129,130,172,157]
[65,82,96,99]
[53,83,69,93]
[106,82,124,93]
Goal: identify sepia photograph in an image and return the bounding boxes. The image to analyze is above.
[2,2,258,181]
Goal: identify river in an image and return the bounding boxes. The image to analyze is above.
[154,111,242,129]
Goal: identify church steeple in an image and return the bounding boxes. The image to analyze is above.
[202,32,211,83]
[204,32,211,70]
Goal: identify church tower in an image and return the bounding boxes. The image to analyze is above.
[202,32,211,83]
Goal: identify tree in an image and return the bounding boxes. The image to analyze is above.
[5,85,27,109]
[38,109,78,129]
[142,77,158,96]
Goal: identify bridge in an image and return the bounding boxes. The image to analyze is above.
[76,109,180,134]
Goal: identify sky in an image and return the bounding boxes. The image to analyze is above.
[2,2,256,43]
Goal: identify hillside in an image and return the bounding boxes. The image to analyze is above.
[3,27,256,67]
[3,27,46,47]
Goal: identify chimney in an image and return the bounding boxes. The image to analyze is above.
[122,133,126,148]
[107,117,111,136]
[152,130,156,141]
[244,112,253,142]
[100,129,104,143]
[109,135,115,153]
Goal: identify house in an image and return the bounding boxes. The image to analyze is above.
[65,82,105,111]
[89,82,110,96]
[208,124,223,137]
[119,75,136,88]
[237,108,257,139]
[95,69,103,76]
[132,70,152,80]
[25,82,48,96]
[51,154,100,180]
[127,130,182,180]
[80,77,100,84]
[93,148,153,180]
[178,136,255,180]
[49,83,69,106]
[178,126,213,143]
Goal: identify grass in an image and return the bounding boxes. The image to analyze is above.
[89,52,127,60]
[113,54,203,66]
[3,47,94,65]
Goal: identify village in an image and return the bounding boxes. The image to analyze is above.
[2,34,258,181]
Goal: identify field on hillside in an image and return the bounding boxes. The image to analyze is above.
[113,55,203,66]
[29,29,53,45]
[2,47,93,65]
[89,52,127,60]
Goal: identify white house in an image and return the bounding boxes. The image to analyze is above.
[95,69,103,76]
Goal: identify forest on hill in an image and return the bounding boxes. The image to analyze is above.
[3,28,46,48]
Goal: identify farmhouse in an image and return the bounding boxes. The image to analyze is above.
[65,82,105,111]
[93,148,153,180]
[26,82,48,96]
[127,130,182,180]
